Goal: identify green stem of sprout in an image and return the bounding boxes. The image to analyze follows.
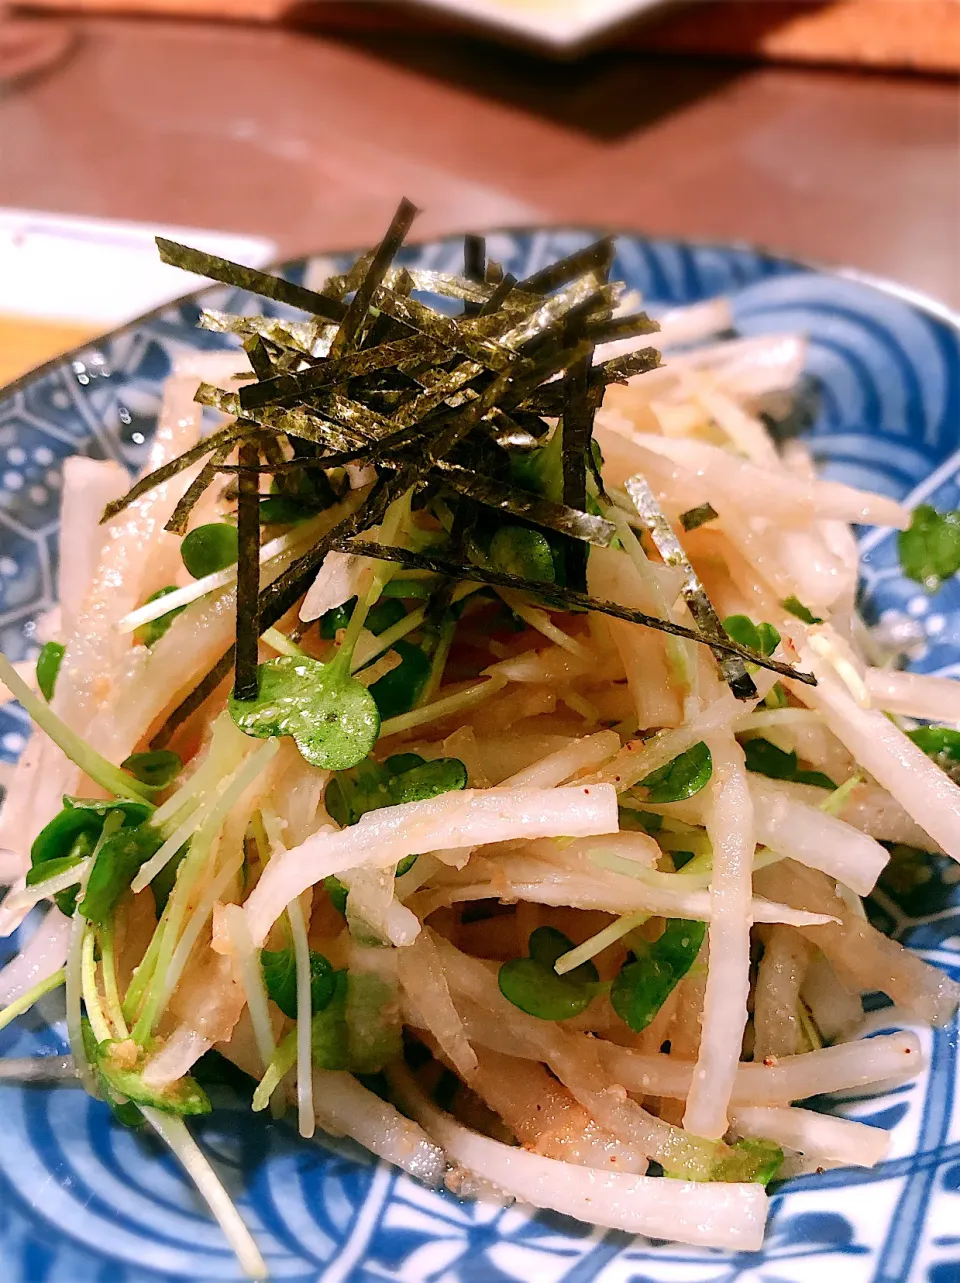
[0,968,66,1034]
[0,653,153,803]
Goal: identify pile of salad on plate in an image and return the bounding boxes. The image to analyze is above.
[1,200,959,1278]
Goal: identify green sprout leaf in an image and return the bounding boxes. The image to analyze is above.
[639,742,713,804]
[325,753,467,828]
[78,823,166,926]
[260,945,337,1020]
[228,653,380,772]
[898,504,960,592]
[498,926,598,1022]
[723,615,780,658]
[368,640,431,720]
[618,805,662,834]
[319,595,406,640]
[134,586,185,647]
[35,641,64,701]
[30,797,153,916]
[180,522,239,580]
[781,596,823,626]
[742,737,835,789]
[611,919,705,1033]
[120,750,183,790]
[908,725,960,784]
[489,526,556,584]
[89,1027,211,1117]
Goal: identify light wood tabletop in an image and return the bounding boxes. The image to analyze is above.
[0,13,956,384]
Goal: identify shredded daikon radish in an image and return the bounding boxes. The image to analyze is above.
[286,895,316,1139]
[391,1065,767,1251]
[748,776,889,895]
[596,1031,923,1103]
[864,667,960,724]
[311,1069,446,1185]
[684,733,754,1139]
[143,1026,213,1089]
[729,1105,890,1169]
[4,250,959,1267]
[801,951,864,1042]
[398,931,478,1081]
[0,908,71,1004]
[502,730,621,788]
[753,927,812,1062]
[790,644,960,860]
[244,784,619,946]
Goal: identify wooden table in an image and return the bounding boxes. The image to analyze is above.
[0,14,956,381]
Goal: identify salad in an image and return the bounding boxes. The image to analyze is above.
[1,202,959,1276]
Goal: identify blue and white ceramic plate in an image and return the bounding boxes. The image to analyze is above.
[0,231,958,1283]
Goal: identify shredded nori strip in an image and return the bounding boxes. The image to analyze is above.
[330,198,418,356]
[155,237,346,322]
[434,462,615,546]
[479,272,518,317]
[100,419,258,525]
[234,442,261,701]
[144,210,785,741]
[328,540,816,686]
[561,352,595,590]
[520,238,614,295]
[625,475,756,700]
[680,502,719,533]
[589,312,661,346]
[462,234,485,318]
[164,443,232,536]
[237,336,443,409]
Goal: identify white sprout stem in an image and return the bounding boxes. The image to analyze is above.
[496,588,587,656]
[354,651,402,688]
[2,857,92,916]
[554,911,650,976]
[134,737,277,893]
[379,675,508,738]
[142,1108,268,1281]
[138,740,279,1038]
[0,967,66,1034]
[261,627,305,659]
[80,921,112,1044]
[65,853,99,1095]
[223,905,276,1074]
[0,652,151,803]
[100,922,129,1039]
[160,856,244,1010]
[151,713,246,828]
[116,522,319,635]
[65,912,98,1095]
[286,895,316,1139]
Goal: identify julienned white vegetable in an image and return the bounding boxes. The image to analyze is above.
[790,646,960,861]
[729,1105,890,1169]
[244,785,619,945]
[748,776,890,896]
[684,733,754,1139]
[391,1065,768,1251]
